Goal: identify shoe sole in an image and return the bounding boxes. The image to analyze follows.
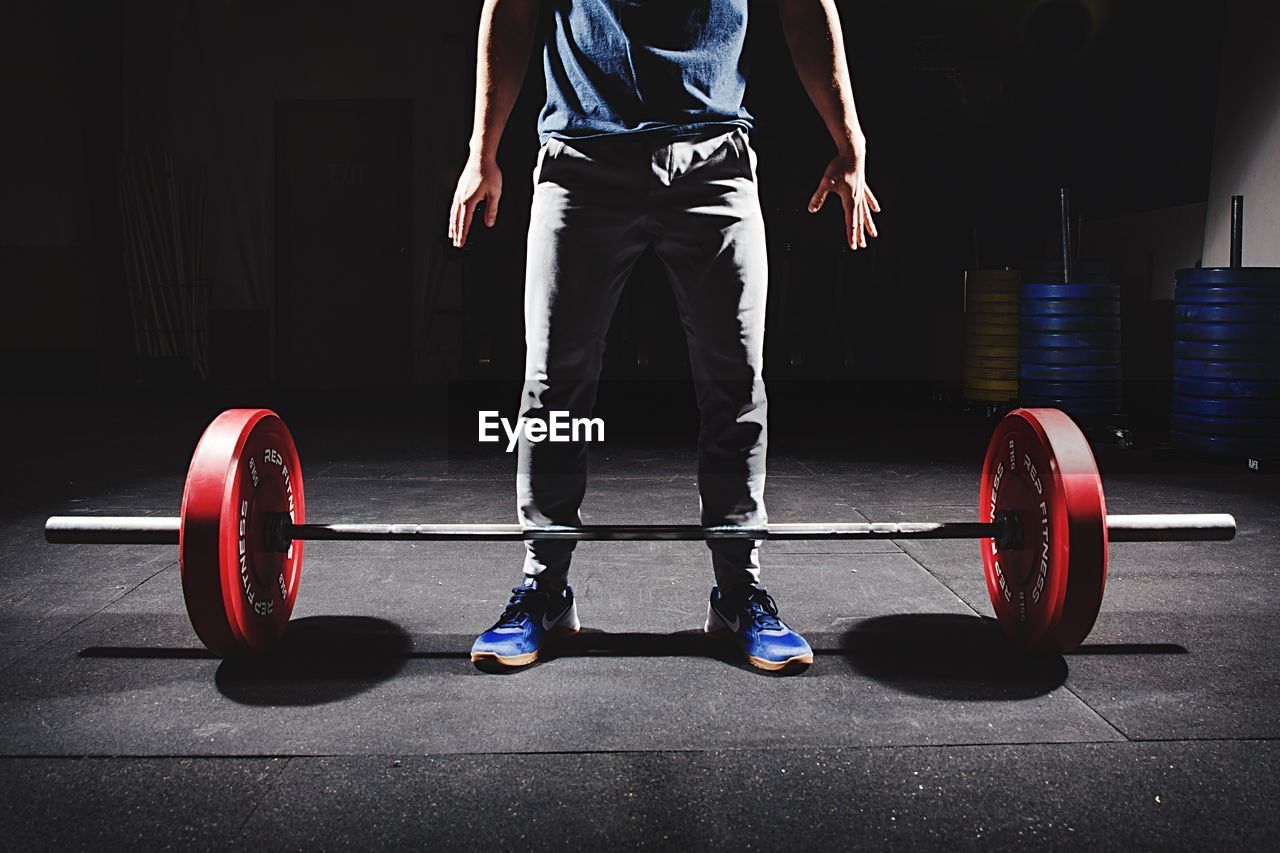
[747,651,814,672]
[470,649,539,668]
[470,625,579,669]
[706,626,814,672]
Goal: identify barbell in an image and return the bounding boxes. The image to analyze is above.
[44,407,1236,657]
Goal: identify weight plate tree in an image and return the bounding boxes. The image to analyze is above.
[1172,196,1280,460]
[1019,189,1123,418]
[1020,282,1123,416]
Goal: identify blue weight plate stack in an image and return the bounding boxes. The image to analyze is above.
[1172,266,1280,459]
[1019,281,1122,416]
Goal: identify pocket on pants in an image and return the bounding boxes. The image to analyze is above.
[534,138,576,185]
[533,140,560,184]
[728,128,758,178]
[546,138,567,160]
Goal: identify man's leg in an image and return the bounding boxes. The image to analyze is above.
[517,139,650,588]
[651,129,768,595]
[472,140,650,669]
[653,129,812,672]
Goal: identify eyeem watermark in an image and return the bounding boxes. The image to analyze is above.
[478,411,604,452]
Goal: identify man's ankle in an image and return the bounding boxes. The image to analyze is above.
[524,575,568,596]
[716,582,759,610]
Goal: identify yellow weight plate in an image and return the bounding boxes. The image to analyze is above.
[967,333,1018,347]
[966,364,1019,376]
[965,355,1019,370]
[970,309,1017,320]
[965,377,1019,392]
[967,287,1019,299]
[966,301,1019,315]
[967,290,1020,304]
[964,368,1020,382]
[966,322,1019,337]
[966,388,1017,402]
[966,343,1019,357]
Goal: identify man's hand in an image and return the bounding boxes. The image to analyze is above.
[449,0,538,248]
[778,0,880,250]
[449,154,502,248]
[808,143,880,250]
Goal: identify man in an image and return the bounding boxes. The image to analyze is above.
[450,0,879,672]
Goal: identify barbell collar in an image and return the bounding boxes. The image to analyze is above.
[1104,513,1236,542]
[44,515,181,545]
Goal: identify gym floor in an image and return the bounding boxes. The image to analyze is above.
[1,397,1276,850]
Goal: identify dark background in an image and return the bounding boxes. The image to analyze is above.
[9,8,1280,848]
[1,0,1226,435]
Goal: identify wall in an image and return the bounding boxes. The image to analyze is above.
[0,0,1233,391]
[160,1,498,384]
[1203,0,1280,267]
[1086,203,1207,301]
[0,1,98,380]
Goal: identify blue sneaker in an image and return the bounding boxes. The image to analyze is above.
[471,577,580,668]
[705,586,813,672]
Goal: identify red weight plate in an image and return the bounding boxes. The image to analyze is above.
[979,408,1107,652]
[179,409,305,655]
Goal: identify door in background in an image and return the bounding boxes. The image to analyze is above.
[276,99,411,388]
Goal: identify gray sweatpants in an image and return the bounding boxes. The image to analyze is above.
[516,127,768,592]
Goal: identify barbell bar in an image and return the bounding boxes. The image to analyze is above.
[45,515,1234,545]
[42,407,1237,658]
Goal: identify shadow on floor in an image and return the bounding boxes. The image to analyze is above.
[80,614,1185,703]
[469,628,815,676]
[539,628,751,666]
[214,616,413,706]
[839,613,1069,701]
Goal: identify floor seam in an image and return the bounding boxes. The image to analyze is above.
[886,541,1132,738]
[1062,682,1133,742]
[231,756,292,840]
[789,460,988,623]
[884,540,985,617]
[1,736,1277,761]
[790,459,908,557]
[848,533,1136,741]
[0,559,177,678]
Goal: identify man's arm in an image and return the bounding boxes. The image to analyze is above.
[777,0,880,250]
[449,0,540,249]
